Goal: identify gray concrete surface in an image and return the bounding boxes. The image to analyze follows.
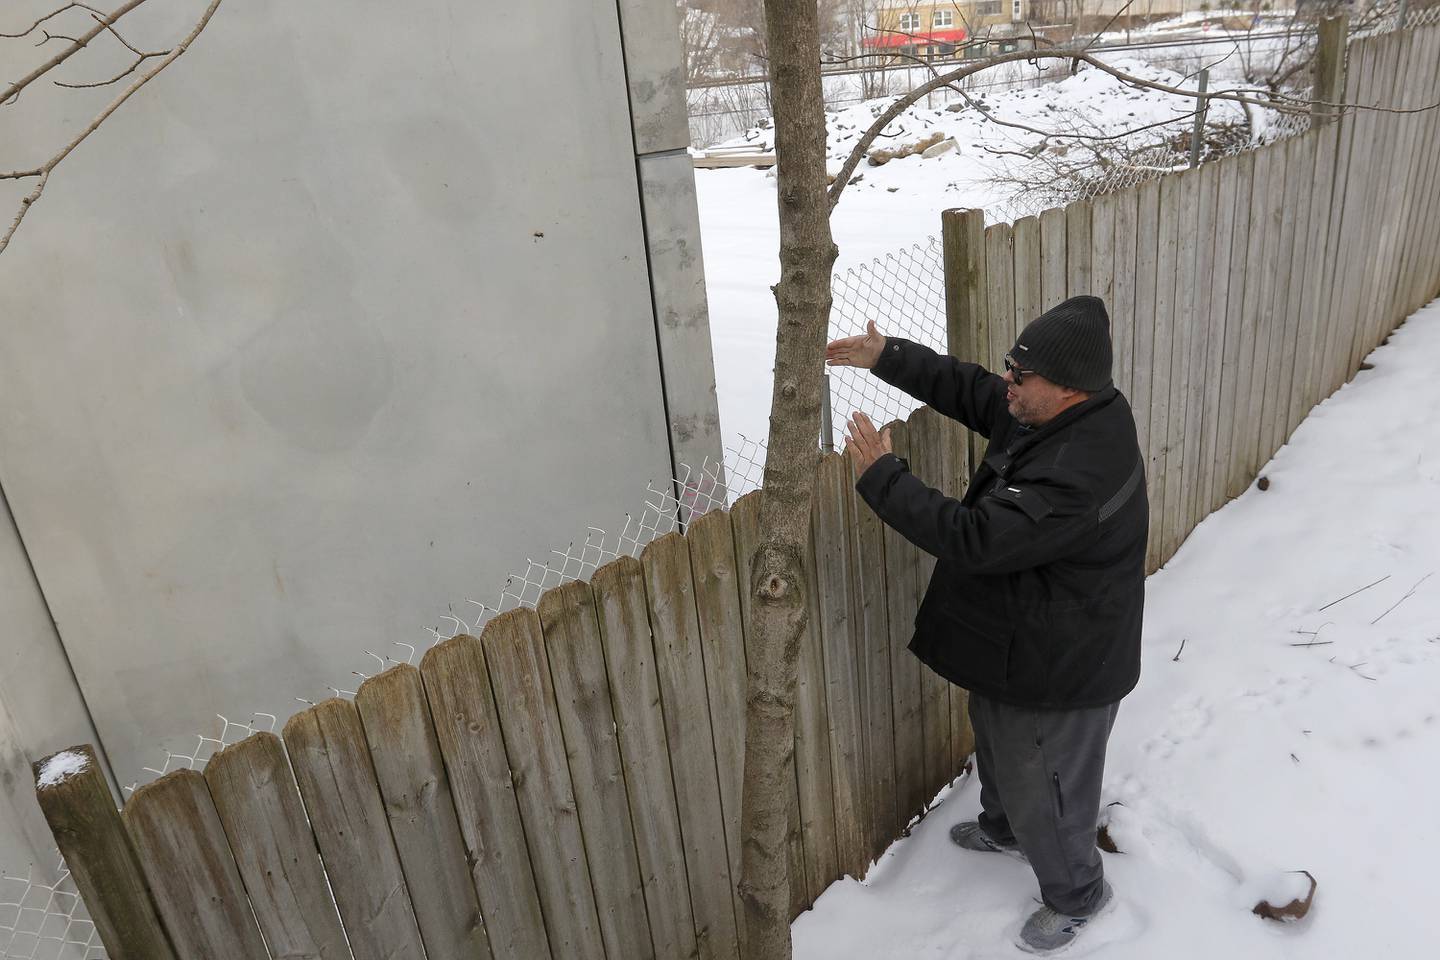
[0,0,720,862]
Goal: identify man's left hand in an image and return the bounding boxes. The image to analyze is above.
[844,411,892,475]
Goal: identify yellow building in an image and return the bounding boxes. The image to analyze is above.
[865,1,1032,59]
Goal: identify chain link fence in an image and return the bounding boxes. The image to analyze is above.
[0,860,104,960]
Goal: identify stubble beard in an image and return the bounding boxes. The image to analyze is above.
[1008,396,1039,426]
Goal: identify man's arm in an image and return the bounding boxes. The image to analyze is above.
[855,453,1095,575]
[871,338,1008,439]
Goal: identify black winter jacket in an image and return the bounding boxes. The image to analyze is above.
[856,338,1148,709]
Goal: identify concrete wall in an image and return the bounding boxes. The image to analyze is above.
[0,0,719,860]
[0,491,101,873]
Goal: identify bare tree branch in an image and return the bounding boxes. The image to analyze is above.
[0,2,106,39]
[828,47,1440,210]
[1078,0,1139,54]
[54,12,170,89]
[1,0,150,106]
[86,8,166,58]
[955,86,1200,144]
[37,30,85,46]
[1,0,224,255]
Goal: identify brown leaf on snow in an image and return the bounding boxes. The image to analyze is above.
[1252,870,1317,922]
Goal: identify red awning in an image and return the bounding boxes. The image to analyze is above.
[862,28,967,48]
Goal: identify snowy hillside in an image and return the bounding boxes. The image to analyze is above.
[698,51,1286,459]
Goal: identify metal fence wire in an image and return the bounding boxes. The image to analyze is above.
[0,861,105,960]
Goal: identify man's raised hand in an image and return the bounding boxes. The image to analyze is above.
[825,319,886,370]
[844,411,893,475]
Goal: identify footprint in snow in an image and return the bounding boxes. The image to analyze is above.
[1141,695,1212,758]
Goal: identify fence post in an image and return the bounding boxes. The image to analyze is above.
[820,373,834,452]
[1189,68,1209,169]
[942,207,989,469]
[941,208,987,362]
[1313,15,1349,125]
[32,745,177,960]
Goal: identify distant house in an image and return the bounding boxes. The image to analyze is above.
[865,1,1032,59]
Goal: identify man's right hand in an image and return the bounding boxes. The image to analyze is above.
[825,319,886,370]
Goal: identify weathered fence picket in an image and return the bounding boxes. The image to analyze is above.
[1064,200,1092,297]
[880,420,926,823]
[204,733,352,960]
[354,664,490,960]
[1212,151,1253,512]
[1039,206,1067,308]
[1197,155,1240,522]
[904,407,950,805]
[122,770,269,960]
[1162,168,1198,560]
[685,507,750,932]
[1111,185,1139,403]
[1130,177,1160,513]
[589,556,701,959]
[985,223,1016,370]
[421,633,552,960]
[1281,134,1319,442]
[536,580,657,960]
[641,534,744,960]
[1231,142,1271,498]
[811,451,871,880]
[283,698,427,959]
[846,456,899,857]
[794,520,841,906]
[1012,216,1042,345]
[1147,173,1180,570]
[484,610,608,959]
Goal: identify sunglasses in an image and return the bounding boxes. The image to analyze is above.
[1003,353,1036,385]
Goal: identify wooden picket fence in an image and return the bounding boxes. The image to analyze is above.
[28,17,1440,960]
[33,420,977,960]
[944,17,1440,575]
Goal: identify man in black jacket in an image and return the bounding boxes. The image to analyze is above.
[826,295,1147,954]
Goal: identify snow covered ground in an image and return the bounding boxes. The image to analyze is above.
[788,302,1440,957]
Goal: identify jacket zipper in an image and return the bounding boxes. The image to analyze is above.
[1053,773,1065,819]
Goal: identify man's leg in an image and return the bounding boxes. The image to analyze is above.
[968,692,1018,845]
[976,698,1120,915]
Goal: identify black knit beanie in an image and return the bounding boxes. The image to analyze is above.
[1010,295,1113,392]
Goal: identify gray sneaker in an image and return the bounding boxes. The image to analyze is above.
[948,821,1027,861]
[1016,880,1114,954]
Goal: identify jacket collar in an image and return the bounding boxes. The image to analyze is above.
[984,386,1119,478]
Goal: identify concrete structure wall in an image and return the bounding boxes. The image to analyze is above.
[0,0,719,868]
[0,491,101,872]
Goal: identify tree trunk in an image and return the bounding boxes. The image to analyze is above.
[738,2,838,959]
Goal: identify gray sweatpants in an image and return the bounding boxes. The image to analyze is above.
[969,691,1120,915]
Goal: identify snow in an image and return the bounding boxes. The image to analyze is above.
[785,301,1440,957]
[1095,9,1296,42]
[35,751,87,789]
[697,50,1289,458]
